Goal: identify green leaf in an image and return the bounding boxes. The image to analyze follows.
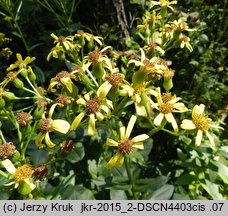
[0,188,12,200]
[215,162,228,184]
[134,176,169,192]
[202,180,223,200]
[110,190,128,200]
[61,185,95,200]
[142,184,174,200]
[88,159,98,179]
[66,142,85,163]
[176,174,197,185]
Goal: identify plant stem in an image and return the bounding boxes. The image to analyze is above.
[124,156,137,199]
[21,121,38,161]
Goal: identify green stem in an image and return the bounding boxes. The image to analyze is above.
[0,170,9,179]
[124,156,137,200]
[21,121,38,161]
[112,96,129,115]
[14,22,31,56]
[0,129,6,143]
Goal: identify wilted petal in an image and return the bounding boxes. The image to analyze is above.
[61,77,73,93]
[106,153,124,169]
[106,138,119,147]
[1,159,16,174]
[35,132,46,148]
[44,133,56,148]
[193,104,205,117]
[195,129,203,146]
[181,119,196,130]
[131,134,149,143]
[125,115,137,138]
[52,119,70,134]
[88,113,96,136]
[154,113,164,126]
[70,112,85,130]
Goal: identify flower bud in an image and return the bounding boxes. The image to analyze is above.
[13,78,24,89]
[3,91,17,100]
[0,98,6,108]
[92,63,104,79]
[19,68,28,77]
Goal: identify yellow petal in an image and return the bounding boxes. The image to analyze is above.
[131,134,149,143]
[106,153,124,169]
[1,159,16,174]
[48,80,58,92]
[77,97,86,105]
[165,113,178,132]
[96,112,104,121]
[181,119,196,130]
[195,129,203,146]
[156,87,163,105]
[120,126,126,140]
[52,119,70,134]
[35,132,46,148]
[125,115,137,138]
[61,77,73,93]
[70,112,85,130]
[97,81,112,99]
[106,138,119,147]
[132,142,144,150]
[205,130,215,147]
[44,132,56,148]
[88,113,96,136]
[154,113,164,126]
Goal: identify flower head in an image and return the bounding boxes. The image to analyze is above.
[151,87,188,132]
[71,91,113,136]
[106,115,149,169]
[6,53,35,72]
[1,159,36,195]
[181,104,224,147]
[35,103,70,148]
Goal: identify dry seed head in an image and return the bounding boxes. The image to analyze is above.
[16,112,33,126]
[6,72,18,80]
[34,164,48,181]
[60,140,75,153]
[40,118,53,132]
[35,99,48,108]
[86,97,100,113]
[119,139,133,155]
[56,94,71,105]
[88,50,102,63]
[56,71,70,81]
[105,73,123,86]
[0,142,16,159]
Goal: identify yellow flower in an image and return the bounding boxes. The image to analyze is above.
[106,115,149,169]
[35,103,70,148]
[50,33,78,51]
[151,0,177,11]
[1,159,36,195]
[6,53,35,71]
[70,91,113,136]
[179,33,193,52]
[151,87,188,132]
[48,70,75,93]
[181,104,224,147]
